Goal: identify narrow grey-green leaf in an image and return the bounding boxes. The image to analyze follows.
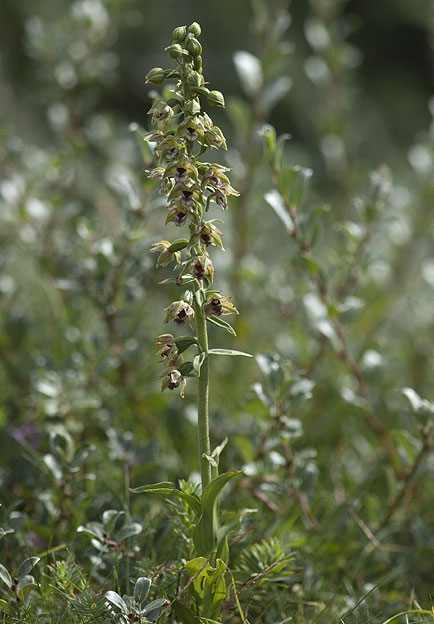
[233,51,262,96]
[142,598,168,619]
[264,189,292,230]
[105,591,128,613]
[208,348,252,357]
[0,564,11,588]
[207,315,236,336]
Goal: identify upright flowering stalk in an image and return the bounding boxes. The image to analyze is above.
[145,23,242,490]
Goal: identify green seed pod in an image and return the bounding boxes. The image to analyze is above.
[193,56,202,72]
[145,67,165,84]
[186,71,203,87]
[165,43,183,59]
[207,90,225,108]
[188,22,201,36]
[185,99,201,116]
[187,37,202,57]
[172,25,187,42]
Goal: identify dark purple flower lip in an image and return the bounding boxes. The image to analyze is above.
[182,190,193,202]
[174,309,187,325]
[166,147,178,160]
[211,298,223,315]
[186,127,197,139]
[200,233,211,246]
[175,167,187,182]
[175,211,187,226]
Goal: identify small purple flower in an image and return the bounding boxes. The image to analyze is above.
[25,532,45,553]
[11,424,42,449]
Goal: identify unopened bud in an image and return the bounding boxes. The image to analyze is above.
[193,56,202,72]
[207,90,225,108]
[165,43,183,59]
[187,71,203,87]
[188,22,201,36]
[172,25,187,42]
[145,67,165,84]
[187,37,202,57]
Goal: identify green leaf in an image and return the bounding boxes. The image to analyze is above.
[102,509,124,531]
[260,124,276,159]
[17,575,35,592]
[117,522,142,541]
[134,577,151,608]
[0,598,10,613]
[193,471,241,556]
[193,351,206,375]
[185,557,227,620]
[233,51,262,96]
[43,454,62,480]
[0,564,11,588]
[264,190,292,230]
[179,361,196,377]
[16,557,40,580]
[77,522,105,541]
[130,482,202,516]
[173,602,201,624]
[141,598,167,619]
[105,591,128,613]
[175,336,198,353]
[207,315,236,336]
[208,348,252,357]
[168,239,189,253]
[260,76,292,112]
[278,166,313,207]
[402,388,434,414]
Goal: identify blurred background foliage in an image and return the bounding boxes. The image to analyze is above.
[1,0,434,621]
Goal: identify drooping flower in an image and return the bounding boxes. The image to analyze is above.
[204,294,238,317]
[164,301,195,326]
[159,367,186,397]
[150,240,181,268]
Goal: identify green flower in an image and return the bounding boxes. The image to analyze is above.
[164,301,195,326]
[150,240,181,268]
[204,294,238,317]
[159,367,186,398]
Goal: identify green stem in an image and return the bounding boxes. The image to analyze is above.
[194,294,211,489]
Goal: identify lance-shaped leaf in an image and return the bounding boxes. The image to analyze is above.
[185,557,227,620]
[168,238,189,253]
[141,598,168,619]
[207,315,236,336]
[130,482,202,516]
[208,348,252,357]
[0,564,11,588]
[193,471,241,556]
[264,189,292,230]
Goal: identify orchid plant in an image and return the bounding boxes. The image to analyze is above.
[132,23,253,621]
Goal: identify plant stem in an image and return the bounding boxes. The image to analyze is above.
[194,294,211,489]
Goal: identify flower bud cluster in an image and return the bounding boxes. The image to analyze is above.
[146,23,239,397]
